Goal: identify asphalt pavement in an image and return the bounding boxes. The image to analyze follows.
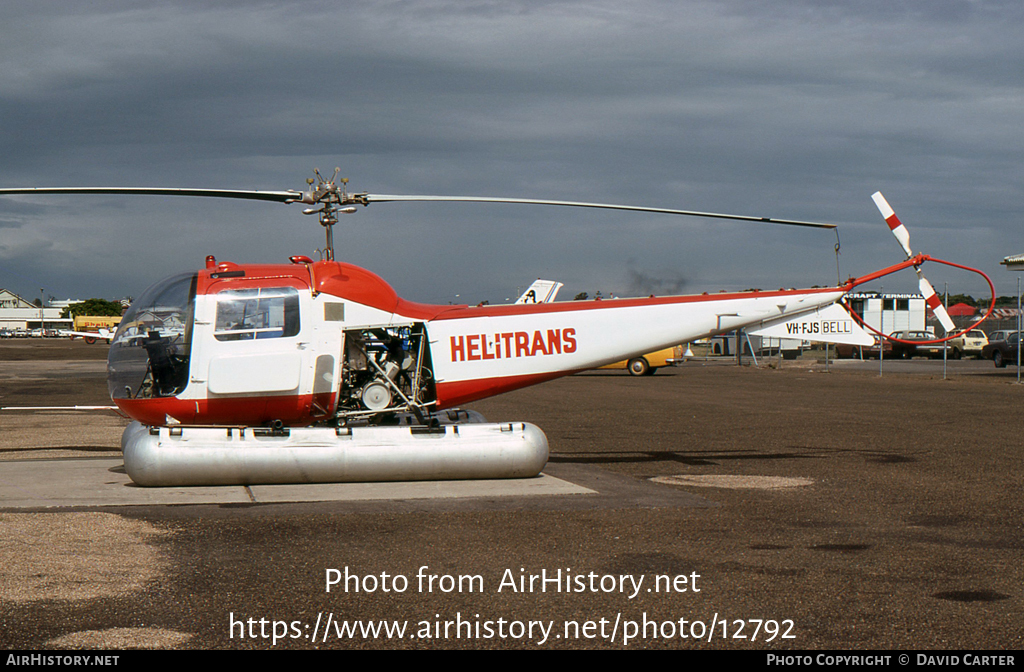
[0,340,1021,650]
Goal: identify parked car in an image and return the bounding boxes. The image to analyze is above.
[987,330,1018,343]
[835,335,893,359]
[600,345,683,376]
[945,328,988,359]
[889,330,944,359]
[982,334,1023,368]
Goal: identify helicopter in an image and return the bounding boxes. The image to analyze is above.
[0,172,993,486]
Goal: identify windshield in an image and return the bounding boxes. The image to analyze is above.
[107,272,197,400]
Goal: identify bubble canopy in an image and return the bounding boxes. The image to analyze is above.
[108,272,197,400]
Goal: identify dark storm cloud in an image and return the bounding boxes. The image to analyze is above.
[0,0,1021,303]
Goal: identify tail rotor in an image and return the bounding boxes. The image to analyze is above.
[871,192,956,334]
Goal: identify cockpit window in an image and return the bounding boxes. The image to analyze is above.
[214,287,300,341]
[108,272,197,400]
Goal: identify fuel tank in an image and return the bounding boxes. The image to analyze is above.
[120,421,549,486]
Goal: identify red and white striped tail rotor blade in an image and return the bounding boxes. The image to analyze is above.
[918,272,955,333]
[872,191,913,258]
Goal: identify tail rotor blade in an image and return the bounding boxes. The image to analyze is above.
[872,191,913,258]
[918,272,955,333]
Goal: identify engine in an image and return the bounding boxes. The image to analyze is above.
[337,326,435,420]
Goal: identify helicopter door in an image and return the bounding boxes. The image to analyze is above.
[199,286,308,396]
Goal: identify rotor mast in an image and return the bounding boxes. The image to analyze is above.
[300,168,358,261]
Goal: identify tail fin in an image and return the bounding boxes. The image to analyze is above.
[514,279,563,304]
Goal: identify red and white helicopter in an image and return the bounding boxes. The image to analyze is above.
[0,173,993,486]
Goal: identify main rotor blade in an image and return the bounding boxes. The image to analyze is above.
[0,186,838,229]
[0,187,304,203]
[361,194,837,229]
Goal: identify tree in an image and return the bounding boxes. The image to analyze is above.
[61,299,125,319]
[994,295,1022,308]
[945,293,978,307]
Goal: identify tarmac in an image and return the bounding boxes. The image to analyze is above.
[0,339,1021,650]
[0,458,594,508]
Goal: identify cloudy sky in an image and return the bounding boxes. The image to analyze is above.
[1,0,1021,306]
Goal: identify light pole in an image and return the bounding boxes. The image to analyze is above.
[879,287,884,377]
[942,283,947,381]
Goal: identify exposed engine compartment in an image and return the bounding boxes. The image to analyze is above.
[336,324,436,421]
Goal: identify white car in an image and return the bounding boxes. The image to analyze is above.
[946,328,988,359]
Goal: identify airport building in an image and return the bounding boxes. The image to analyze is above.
[0,289,71,332]
[842,293,926,334]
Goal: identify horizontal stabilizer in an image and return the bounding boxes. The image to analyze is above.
[748,303,873,346]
